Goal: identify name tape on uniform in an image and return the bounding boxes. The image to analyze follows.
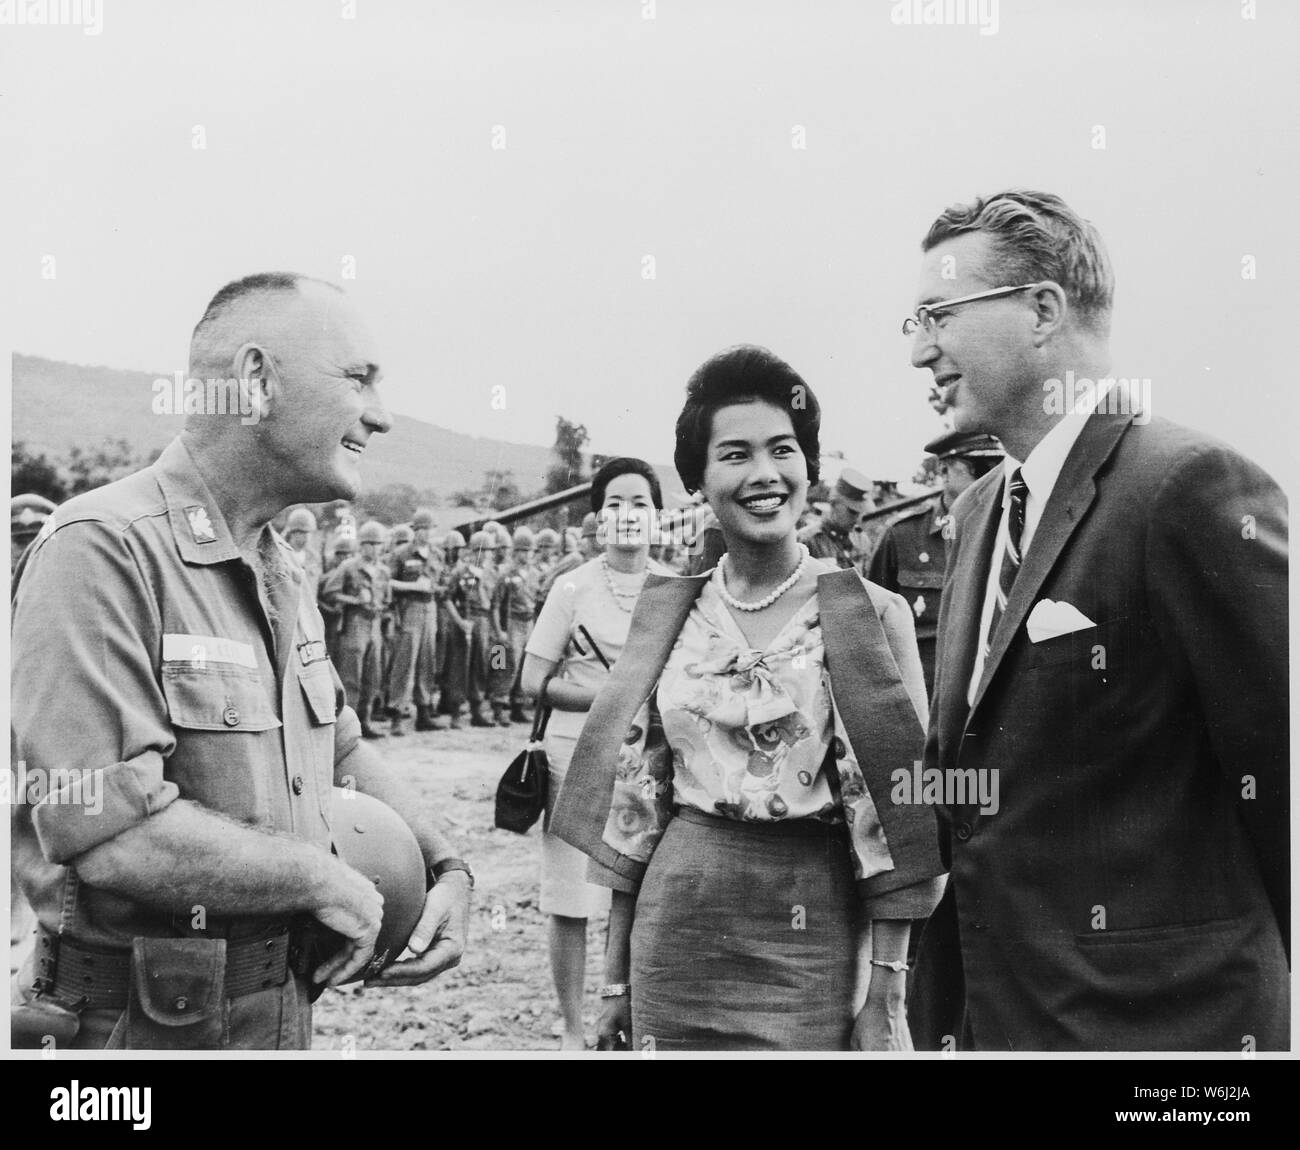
[162,633,258,669]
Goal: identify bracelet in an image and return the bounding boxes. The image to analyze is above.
[598,983,631,999]
[869,958,910,973]
[428,858,475,890]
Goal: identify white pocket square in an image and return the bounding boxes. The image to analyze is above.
[1026,599,1096,643]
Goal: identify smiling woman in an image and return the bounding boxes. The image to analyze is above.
[551,346,946,1052]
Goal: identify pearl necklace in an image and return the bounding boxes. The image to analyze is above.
[601,554,647,613]
[714,544,811,612]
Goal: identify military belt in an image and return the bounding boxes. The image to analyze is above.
[32,923,306,1011]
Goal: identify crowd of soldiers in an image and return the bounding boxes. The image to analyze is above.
[280,507,607,739]
[11,431,1004,749]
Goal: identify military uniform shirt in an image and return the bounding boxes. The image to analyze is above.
[11,437,362,952]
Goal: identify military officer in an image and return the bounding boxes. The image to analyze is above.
[321,519,390,738]
[384,508,441,736]
[10,272,470,1050]
[798,466,873,569]
[868,430,1003,691]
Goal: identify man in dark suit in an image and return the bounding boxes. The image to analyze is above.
[906,190,1288,1051]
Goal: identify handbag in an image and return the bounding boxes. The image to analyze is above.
[494,679,553,834]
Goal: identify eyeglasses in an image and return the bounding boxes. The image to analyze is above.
[902,283,1040,338]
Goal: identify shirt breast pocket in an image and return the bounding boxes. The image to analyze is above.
[162,665,282,825]
[896,566,945,591]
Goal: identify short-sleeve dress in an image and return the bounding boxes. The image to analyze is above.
[525,556,667,917]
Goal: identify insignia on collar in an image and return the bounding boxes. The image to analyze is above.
[186,505,216,544]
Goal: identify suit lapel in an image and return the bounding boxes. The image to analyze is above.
[939,474,1001,750]
[967,408,1133,718]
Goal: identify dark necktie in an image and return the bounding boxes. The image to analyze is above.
[984,467,1028,656]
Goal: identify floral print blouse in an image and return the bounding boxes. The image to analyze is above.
[605,578,896,886]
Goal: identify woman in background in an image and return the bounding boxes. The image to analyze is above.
[520,457,669,1049]
[552,346,945,1050]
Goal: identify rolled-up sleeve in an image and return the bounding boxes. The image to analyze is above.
[13,520,179,864]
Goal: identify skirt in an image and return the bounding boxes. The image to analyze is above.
[539,728,612,919]
[631,807,860,1051]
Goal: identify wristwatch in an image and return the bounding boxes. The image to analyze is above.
[428,857,475,890]
[868,958,910,973]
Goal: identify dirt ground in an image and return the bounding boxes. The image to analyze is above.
[311,722,609,1053]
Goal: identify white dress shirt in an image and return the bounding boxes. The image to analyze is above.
[966,383,1113,706]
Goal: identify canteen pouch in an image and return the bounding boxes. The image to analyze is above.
[125,937,227,1050]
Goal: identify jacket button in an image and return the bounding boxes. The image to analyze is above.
[292,775,304,795]
[955,821,973,841]
[175,996,188,1011]
[222,707,240,727]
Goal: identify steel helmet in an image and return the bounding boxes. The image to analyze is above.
[511,525,534,548]
[534,527,560,549]
[444,529,467,550]
[482,519,505,538]
[468,530,491,551]
[286,507,317,534]
[358,520,387,544]
[11,493,56,539]
[411,507,436,530]
[334,535,358,554]
[327,788,427,980]
[391,523,415,546]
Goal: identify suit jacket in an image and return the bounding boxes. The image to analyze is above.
[550,567,946,919]
[915,405,1289,1051]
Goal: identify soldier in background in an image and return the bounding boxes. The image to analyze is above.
[320,519,390,738]
[497,525,538,723]
[379,522,413,717]
[435,529,474,728]
[868,430,1003,692]
[532,526,560,574]
[385,507,441,736]
[798,466,873,569]
[283,506,322,597]
[320,535,356,665]
[537,514,597,603]
[463,530,506,727]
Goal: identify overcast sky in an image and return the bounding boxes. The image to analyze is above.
[6,0,1297,487]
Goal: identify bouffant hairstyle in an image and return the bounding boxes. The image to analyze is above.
[673,345,821,495]
[589,456,663,513]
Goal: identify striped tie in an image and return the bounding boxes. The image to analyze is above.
[984,467,1029,657]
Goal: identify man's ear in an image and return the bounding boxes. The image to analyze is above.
[232,343,278,419]
[1029,282,1068,344]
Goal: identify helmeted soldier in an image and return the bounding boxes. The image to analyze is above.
[496,524,539,723]
[798,466,873,570]
[11,493,56,578]
[532,526,560,574]
[462,529,507,726]
[384,507,442,735]
[321,519,391,738]
[320,534,356,664]
[868,430,1004,691]
[283,506,323,597]
[434,529,474,727]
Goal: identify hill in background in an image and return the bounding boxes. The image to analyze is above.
[11,354,684,508]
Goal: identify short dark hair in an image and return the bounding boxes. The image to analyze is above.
[590,457,663,513]
[673,345,821,495]
[921,190,1114,333]
[192,271,341,343]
